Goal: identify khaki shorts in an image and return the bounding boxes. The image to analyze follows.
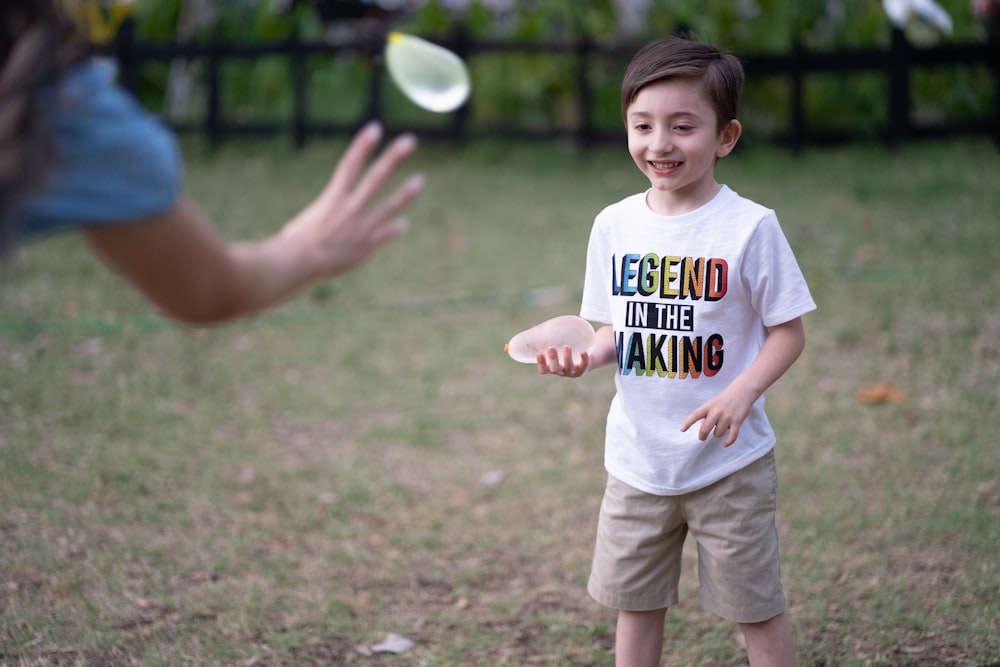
[587,450,786,623]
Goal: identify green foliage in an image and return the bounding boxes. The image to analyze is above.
[131,0,181,40]
[118,0,994,142]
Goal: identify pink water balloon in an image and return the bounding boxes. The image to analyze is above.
[504,315,596,364]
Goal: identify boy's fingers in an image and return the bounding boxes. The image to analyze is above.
[727,418,744,445]
[679,410,701,433]
[536,351,553,374]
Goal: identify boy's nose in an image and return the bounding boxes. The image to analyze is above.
[650,128,674,152]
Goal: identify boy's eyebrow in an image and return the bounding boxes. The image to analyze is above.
[626,109,704,121]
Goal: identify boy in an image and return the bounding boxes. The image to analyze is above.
[536,36,815,667]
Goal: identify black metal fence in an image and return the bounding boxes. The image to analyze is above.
[110,20,1000,150]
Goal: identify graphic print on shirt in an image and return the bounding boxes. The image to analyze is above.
[612,252,727,378]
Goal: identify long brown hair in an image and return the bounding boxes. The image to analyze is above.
[0,0,91,252]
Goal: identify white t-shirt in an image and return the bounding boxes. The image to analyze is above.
[580,185,816,495]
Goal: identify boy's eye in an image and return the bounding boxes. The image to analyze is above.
[674,124,693,132]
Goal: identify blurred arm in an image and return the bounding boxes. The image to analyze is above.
[83,123,423,324]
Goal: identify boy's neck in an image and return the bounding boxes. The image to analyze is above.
[645,182,722,216]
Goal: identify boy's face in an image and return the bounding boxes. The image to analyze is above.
[626,77,740,215]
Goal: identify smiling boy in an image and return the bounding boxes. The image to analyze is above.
[535,36,816,666]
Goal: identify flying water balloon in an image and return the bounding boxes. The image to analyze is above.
[384,32,471,113]
[505,315,596,365]
[882,0,953,34]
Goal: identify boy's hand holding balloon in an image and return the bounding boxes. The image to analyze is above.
[505,315,597,377]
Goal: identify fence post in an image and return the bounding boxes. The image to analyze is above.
[990,14,1000,148]
[113,17,137,93]
[205,27,221,145]
[574,21,594,146]
[887,26,911,147]
[450,23,470,142]
[789,37,806,152]
[289,27,307,149]
[363,37,384,126]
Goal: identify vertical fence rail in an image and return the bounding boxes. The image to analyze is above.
[448,24,471,142]
[205,27,221,145]
[289,29,307,149]
[992,18,1000,147]
[789,39,806,152]
[888,27,911,147]
[574,18,595,147]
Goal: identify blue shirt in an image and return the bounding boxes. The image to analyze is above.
[14,59,182,242]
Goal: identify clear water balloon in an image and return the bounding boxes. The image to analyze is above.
[505,315,596,364]
[384,32,471,113]
[882,0,953,33]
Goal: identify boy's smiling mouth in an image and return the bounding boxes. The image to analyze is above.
[650,160,681,171]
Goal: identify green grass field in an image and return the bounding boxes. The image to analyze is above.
[1,137,998,666]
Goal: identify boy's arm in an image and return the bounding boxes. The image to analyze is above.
[537,324,616,378]
[680,317,806,446]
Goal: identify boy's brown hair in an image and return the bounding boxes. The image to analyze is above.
[621,35,745,133]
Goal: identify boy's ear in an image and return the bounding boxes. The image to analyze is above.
[716,119,742,158]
